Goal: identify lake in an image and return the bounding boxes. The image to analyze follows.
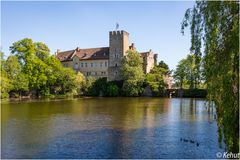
[1,97,224,159]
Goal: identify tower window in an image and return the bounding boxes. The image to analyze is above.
[115,63,118,67]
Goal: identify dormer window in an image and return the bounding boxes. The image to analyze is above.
[103,52,106,56]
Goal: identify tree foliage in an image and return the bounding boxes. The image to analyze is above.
[158,60,170,73]
[121,50,144,96]
[181,1,239,152]
[146,65,167,96]
[106,83,119,97]
[174,54,203,89]
[1,38,86,98]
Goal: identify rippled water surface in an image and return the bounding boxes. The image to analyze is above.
[1,98,224,158]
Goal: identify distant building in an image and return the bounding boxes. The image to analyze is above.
[56,30,158,81]
[164,75,173,89]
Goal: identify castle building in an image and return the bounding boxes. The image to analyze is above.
[56,30,158,81]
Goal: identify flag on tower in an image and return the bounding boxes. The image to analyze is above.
[116,23,119,30]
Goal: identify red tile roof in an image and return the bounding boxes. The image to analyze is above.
[57,47,109,61]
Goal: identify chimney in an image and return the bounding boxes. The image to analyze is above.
[130,43,136,50]
[131,43,135,48]
[76,47,80,52]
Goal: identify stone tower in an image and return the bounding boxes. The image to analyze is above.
[108,30,129,81]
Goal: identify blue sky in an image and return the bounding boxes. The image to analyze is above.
[1,1,194,70]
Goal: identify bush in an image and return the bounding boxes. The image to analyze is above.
[1,92,9,99]
[84,77,108,96]
[122,80,144,96]
[106,83,119,96]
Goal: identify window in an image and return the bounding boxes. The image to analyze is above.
[95,72,97,75]
[85,63,88,67]
[87,72,91,76]
[74,63,78,69]
[105,61,108,67]
[115,71,118,75]
[91,63,93,67]
[100,62,103,67]
[115,63,118,67]
[81,63,84,67]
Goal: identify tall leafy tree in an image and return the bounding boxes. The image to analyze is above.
[4,55,29,96]
[9,38,82,97]
[0,52,12,98]
[121,50,144,96]
[146,66,167,96]
[158,60,169,72]
[174,54,202,89]
[182,1,239,152]
[174,59,188,89]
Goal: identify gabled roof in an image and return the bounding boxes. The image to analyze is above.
[56,47,109,61]
[56,50,75,62]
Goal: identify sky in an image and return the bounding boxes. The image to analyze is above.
[1,1,194,70]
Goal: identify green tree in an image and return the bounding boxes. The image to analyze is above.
[83,76,97,96]
[11,73,29,97]
[58,68,77,94]
[35,42,50,61]
[158,60,169,72]
[4,55,29,96]
[121,50,144,96]
[9,38,79,97]
[173,59,188,89]
[0,52,11,98]
[182,1,239,152]
[74,72,86,95]
[146,66,167,96]
[0,74,11,99]
[10,38,35,65]
[174,54,202,89]
[185,54,202,89]
[106,83,119,97]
